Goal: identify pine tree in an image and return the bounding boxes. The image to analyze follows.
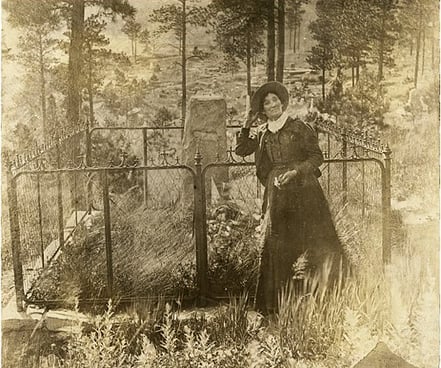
[370,0,400,81]
[308,0,396,101]
[65,0,135,127]
[338,0,373,85]
[121,17,142,63]
[139,28,152,53]
[266,0,276,81]
[8,0,135,130]
[308,0,343,102]
[7,0,60,143]
[150,0,209,122]
[83,14,111,124]
[399,0,439,86]
[276,0,285,82]
[209,0,265,95]
[18,26,59,142]
[286,0,308,53]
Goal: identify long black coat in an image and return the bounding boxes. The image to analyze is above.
[235,117,344,314]
[236,117,322,187]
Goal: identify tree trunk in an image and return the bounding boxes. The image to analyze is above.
[289,28,292,50]
[276,0,285,82]
[293,23,297,53]
[356,55,360,83]
[321,67,325,102]
[297,22,301,51]
[181,0,187,125]
[266,0,275,81]
[87,53,94,124]
[47,95,57,137]
[336,67,343,98]
[134,38,137,63]
[377,3,386,81]
[414,9,422,88]
[246,31,252,96]
[38,32,47,142]
[67,0,85,127]
[351,64,355,87]
[66,0,85,209]
[431,29,434,69]
[421,27,425,75]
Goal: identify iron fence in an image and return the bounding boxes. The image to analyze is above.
[85,121,245,208]
[5,118,391,312]
[199,143,390,299]
[3,129,88,298]
[6,160,197,311]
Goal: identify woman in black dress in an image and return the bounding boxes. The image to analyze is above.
[235,81,345,315]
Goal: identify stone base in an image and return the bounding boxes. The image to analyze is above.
[353,342,418,368]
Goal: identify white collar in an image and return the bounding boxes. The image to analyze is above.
[267,111,289,133]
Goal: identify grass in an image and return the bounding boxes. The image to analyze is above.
[16,239,438,368]
[28,205,196,305]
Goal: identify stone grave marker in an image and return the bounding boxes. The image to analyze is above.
[182,95,228,206]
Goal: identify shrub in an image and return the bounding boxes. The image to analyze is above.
[320,71,389,130]
[153,106,177,127]
[207,204,260,296]
[29,223,107,307]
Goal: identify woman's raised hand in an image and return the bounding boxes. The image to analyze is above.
[243,110,259,128]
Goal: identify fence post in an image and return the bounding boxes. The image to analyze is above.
[36,173,45,268]
[102,170,113,299]
[85,121,91,165]
[6,165,25,311]
[193,150,208,303]
[56,143,64,250]
[382,145,392,264]
[361,160,366,219]
[342,129,348,205]
[327,132,331,196]
[74,171,78,225]
[142,127,149,207]
[181,117,184,140]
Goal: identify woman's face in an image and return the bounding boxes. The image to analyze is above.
[263,93,283,121]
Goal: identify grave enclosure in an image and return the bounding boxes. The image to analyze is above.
[5,96,392,312]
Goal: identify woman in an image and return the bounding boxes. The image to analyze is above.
[235,81,344,315]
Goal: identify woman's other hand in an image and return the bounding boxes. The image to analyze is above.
[276,169,298,188]
[243,110,259,128]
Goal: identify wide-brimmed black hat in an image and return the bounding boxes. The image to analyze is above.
[250,81,289,114]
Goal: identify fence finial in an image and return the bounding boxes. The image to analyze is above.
[160,149,168,165]
[194,140,202,165]
[79,154,87,168]
[3,151,13,170]
[383,143,392,157]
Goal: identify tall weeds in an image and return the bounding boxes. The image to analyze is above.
[277,259,347,360]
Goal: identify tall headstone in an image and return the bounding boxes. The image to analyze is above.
[182,95,228,206]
